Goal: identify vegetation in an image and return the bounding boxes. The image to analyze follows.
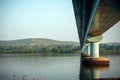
[100,43,120,55]
[0,38,120,55]
[0,45,80,54]
[0,38,80,55]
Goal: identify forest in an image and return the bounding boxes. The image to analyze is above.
[0,45,80,54]
[99,43,120,55]
[0,38,120,55]
[0,44,120,55]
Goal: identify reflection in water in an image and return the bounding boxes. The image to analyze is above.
[80,57,109,80]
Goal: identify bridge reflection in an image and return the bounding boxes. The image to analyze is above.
[79,58,109,80]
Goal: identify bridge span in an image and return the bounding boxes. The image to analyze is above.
[72,0,120,65]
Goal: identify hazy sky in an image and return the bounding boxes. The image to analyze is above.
[0,0,120,43]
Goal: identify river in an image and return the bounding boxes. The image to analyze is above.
[0,54,120,80]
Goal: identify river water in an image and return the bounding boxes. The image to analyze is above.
[0,54,120,80]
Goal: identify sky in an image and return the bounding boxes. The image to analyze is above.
[0,0,120,43]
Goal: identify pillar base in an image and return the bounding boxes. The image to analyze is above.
[82,57,109,66]
[81,52,90,57]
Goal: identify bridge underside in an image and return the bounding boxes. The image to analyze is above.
[72,0,120,48]
[72,0,120,66]
[89,0,120,36]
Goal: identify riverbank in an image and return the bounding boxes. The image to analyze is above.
[0,53,80,57]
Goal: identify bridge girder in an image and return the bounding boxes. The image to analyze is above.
[72,0,120,49]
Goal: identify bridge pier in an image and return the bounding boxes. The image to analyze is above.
[90,42,99,57]
[85,43,90,56]
[82,35,109,66]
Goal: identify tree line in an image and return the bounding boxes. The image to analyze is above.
[100,44,120,55]
[0,44,120,55]
[0,45,80,54]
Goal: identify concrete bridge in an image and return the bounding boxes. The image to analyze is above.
[72,0,120,65]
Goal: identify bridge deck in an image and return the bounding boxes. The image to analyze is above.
[89,0,120,36]
[72,0,120,48]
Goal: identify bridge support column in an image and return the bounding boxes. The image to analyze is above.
[82,35,109,66]
[87,44,90,56]
[85,43,90,56]
[90,42,99,57]
[82,43,90,57]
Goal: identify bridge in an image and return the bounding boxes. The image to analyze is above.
[72,0,120,65]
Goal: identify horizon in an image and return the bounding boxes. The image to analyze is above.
[0,0,120,43]
[0,37,80,42]
[0,37,120,44]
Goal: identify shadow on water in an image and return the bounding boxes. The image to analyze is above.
[79,55,120,80]
[79,57,110,80]
[79,65,110,80]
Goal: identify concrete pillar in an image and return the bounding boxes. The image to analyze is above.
[84,43,90,55]
[90,42,99,57]
[87,35,102,57]
[83,46,88,54]
[83,35,109,66]
[87,45,90,55]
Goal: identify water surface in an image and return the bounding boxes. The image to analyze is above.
[0,54,120,80]
[0,55,80,80]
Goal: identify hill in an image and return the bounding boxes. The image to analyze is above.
[0,38,80,54]
[0,38,80,47]
[0,38,120,55]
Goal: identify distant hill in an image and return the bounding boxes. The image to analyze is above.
[0,38,120,47]
[0,38,80,46]
[0,38,120,54]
